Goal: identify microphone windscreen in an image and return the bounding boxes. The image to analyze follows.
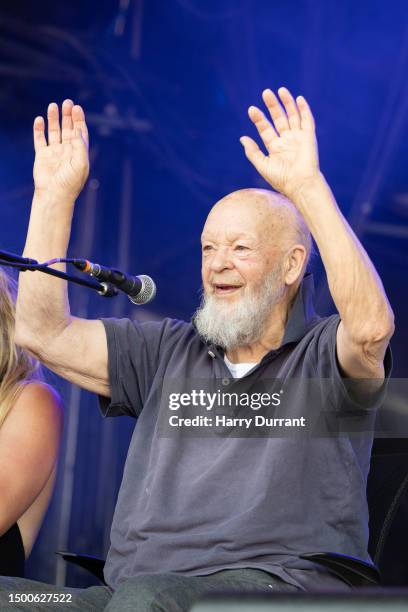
[129,275,156,305]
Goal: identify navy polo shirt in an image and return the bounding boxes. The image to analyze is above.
[99,273,392,591]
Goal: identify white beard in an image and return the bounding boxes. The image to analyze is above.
[193,267,285,350]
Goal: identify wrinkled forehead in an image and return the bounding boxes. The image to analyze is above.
[201,189,292,244]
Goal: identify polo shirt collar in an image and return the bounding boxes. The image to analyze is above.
[193,272,320,352]
[281,272,320,345]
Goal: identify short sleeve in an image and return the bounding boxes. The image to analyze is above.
[315,314,393,411]
[98,317,168,418]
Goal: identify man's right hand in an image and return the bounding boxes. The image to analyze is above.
[16,98,110,398]
[33,99,89,202]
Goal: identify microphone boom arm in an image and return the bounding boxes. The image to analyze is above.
[0,257,118,297]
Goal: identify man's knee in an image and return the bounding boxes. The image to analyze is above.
[106,574,202,612]
[0,575,48,594]
[0,576,56,611]
[0,576,111,612]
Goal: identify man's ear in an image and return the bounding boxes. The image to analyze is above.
[283,245,307,285]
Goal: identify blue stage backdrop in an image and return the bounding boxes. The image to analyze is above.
[0,0,407,587]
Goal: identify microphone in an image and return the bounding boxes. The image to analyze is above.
[73,260,156,305]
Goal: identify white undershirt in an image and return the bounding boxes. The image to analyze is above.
[224,355,259,378]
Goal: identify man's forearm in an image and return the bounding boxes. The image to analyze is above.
[15,191,76,349]
[290,173,394,344]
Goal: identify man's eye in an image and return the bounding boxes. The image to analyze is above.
[235,245,248,251]
[202,245,213,252]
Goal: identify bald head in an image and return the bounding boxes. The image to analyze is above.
[204,188,312,275]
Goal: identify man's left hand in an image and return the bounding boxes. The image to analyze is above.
[241,87,320,199]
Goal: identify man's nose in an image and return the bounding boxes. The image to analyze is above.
[209,247,234,272]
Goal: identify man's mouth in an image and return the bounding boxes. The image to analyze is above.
[213,284,243,295]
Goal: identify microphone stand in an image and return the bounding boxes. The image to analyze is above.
[0,250,118,298]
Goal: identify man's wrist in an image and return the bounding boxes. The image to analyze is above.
[33,188,77,210]
[25,191,75,259]
[284,170,327,206]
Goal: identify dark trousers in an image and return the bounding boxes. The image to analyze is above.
[0,568,300,611]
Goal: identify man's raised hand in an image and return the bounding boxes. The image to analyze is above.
[240,87,320,199]
[33,100,89,202]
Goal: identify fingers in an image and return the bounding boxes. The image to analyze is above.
[33,116,47,153]
[61,99,74,141]
[47,103,61,145]
[72,105,89,149]
[34,100,89,150]
[296,95,315,131]
[239,136,268,175]
[261,89,290,135]
[276,87,301,129]
[251,87,314,135]
[247,106,278,152]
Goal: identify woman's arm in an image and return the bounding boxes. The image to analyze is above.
[0,382,63,537]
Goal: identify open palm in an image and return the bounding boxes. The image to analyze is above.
[241,87,320,198]
[33,100,89,200]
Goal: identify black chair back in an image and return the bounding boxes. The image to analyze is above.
[367,439,408,585]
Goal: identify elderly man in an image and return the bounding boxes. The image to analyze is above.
[0,88,394,610]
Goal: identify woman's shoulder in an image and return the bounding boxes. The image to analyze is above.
[4,381,63,434]
[15,381,62,405]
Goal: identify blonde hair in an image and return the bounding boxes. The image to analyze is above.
[0,268,42,428]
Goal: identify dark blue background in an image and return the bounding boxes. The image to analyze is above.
[0,0,406,587]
